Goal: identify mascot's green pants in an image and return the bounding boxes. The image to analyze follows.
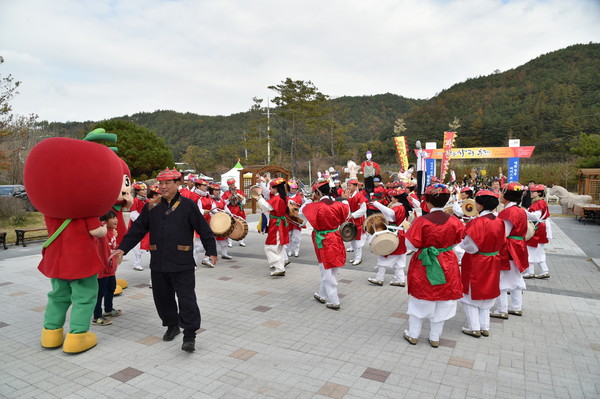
[41,275,99,353]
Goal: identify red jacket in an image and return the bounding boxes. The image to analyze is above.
[498,204,529,272]
[303,198,349,269]
[525,199,549,247]
[97,228,118,278]
[461,214,505,300]
[406,211,465,301]
[38,216,105,280]
[265,194,290,245]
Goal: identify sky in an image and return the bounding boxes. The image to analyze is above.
[1,0,599,123]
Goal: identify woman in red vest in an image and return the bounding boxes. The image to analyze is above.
[523,184,552,279]
[458,190,505,338]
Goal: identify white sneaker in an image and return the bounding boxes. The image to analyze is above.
[133,266,144,271]
[294,251,299,257]
[346,248,354,252]
[202,259,214,268]
[287,251,292,257]
[227,243,233,248]
[352,259,362,265]
[239,242,246,247]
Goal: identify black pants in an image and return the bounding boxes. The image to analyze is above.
[94,276,116,319]
[151,269,200,337]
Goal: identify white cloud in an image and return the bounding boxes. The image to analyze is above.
[1,0,599,122]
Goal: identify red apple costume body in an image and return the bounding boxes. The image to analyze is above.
[25,134,123,353]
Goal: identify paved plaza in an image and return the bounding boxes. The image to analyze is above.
[0,214,599,398]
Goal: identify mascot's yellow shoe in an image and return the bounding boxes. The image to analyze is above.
[41,327,64,349]
[114,284,123,296]
[63,331,97,354]
[116,279,128,289]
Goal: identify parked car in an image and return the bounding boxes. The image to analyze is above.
[0,185,36,211]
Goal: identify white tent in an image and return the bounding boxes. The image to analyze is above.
[220,160,244,187]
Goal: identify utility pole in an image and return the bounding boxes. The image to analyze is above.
[263,97,271,165]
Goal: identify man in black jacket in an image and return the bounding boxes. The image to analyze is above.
[111,168,217,352]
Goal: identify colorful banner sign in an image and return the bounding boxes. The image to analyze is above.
[393,136,409,171]
[425,159,436,186]
[507,157,520,183]
[440,131,456,180]
[413,146,535,159]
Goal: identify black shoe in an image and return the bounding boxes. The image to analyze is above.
[163,325,180,341]
[181,339,195,352]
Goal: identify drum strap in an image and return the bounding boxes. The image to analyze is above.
[269,214,288,227]
[477,250,499,256]
[507,235,524,240]
[315,229,338,249]
[418,245,454,286]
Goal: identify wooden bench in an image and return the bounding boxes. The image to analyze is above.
[15,227,48,247]
[0,232,7,250]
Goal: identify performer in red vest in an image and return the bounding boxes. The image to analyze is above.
[130,182,149,271]
[343,179,368,265]
[179,174,200,203]
[222,178,247,248]
[491,182,529,319]
[286,180,304,257]
[403,184,465,348]
[457,190,505,338]
[523,184,552,279]
[257,177,289,276]
[193,179,216,267]
[368,189,411,286]
[301,179,350,310]
[208,183,233,260]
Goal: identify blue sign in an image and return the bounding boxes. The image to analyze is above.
[425,159,436,186]
[507,157,520,183]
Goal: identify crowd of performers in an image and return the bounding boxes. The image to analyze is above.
[118,154,552,349]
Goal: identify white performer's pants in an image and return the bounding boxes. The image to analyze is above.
[526,244,548,275]
[288,228,301,255]
[317,263,340,305]
[405,297,457,341]
[350,235,366,261]
[374,254,406,283]
[133,242,144,269]
[494,260,526,313]
[194,236,210,264]
[265,236,285,273]
[459,290,495,332]
[217,240,229,257]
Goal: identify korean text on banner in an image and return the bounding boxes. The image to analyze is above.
[394,136,409,171]
[440,131,456,180]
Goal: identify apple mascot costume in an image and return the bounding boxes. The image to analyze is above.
[24,129,124,353]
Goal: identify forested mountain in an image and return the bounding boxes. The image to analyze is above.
[38,43,599,175]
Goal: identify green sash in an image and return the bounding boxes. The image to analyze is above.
[315,229,338,249]
[418,245,454,286]
[42,219,72,249]
[477,250,499,256]
[507,235,524,240]
[269,214,288,227]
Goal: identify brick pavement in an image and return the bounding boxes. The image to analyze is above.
[0,218,599,398]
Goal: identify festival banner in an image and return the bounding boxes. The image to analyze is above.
[440,131,456,180]
[393,136,409,171]
[413,146,535,159]
[425,159,436,186]
[507,157,520,183]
